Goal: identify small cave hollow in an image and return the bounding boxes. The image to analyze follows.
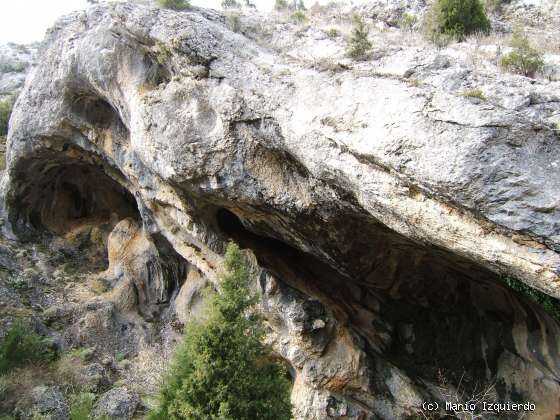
[64,91,131,142]
[70,95,115,128]
[9,159,141,272]
[20,164,138,235]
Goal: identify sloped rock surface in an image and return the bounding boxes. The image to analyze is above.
[3,2,560,419]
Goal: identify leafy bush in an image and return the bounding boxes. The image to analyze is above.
[226,13,241,32]
[274,0,288,11]
[346,15,372,60]
[400,13,418,31]
[0,320,54,375]
[56,348,95,391]
[424,0,491,43]
[499,28,544,78]
[0,94,16,137]
[69,393,95,420]
[326,28,340,38]
[157,0,190,10]
[221,0,239,9]
[460,88,486,100]
[504,277,560,321]
[149,243,292,420]
[0,62,26,74]
[291,10,307,24]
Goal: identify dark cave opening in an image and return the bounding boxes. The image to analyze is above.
[8,157,141,274]
[216,207,357,315]
[13,163,139,235]
[215,207,560,398]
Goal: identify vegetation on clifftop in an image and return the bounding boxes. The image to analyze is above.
[425,0,491,43]
[346,14,372,60]
[499,27,544,78]
[157,0,190,10]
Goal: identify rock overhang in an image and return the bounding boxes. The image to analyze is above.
[2,3,560,417]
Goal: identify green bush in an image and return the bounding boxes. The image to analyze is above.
[346,15,372,60]
[221,0,239,9]
[69,392,95,420]
[157,0,190,10]
[291,10,307,24]
[274,0,288,11]
[0,94,16,137]
[504,277,560,321]
[460,88,486,100]
[326,28,340,38]
[0,62,26,74]
[226,13,241,32]
[499,28,544,78]
[0,320,54,375]
[400,13,418,31]
[149,243,292,420]
[425,0,491,43]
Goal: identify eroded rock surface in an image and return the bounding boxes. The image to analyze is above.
[2,2,560,419]
[0,43,36,98]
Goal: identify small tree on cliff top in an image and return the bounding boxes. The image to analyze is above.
[150,242,292,420]
[346,14,372,60]
[425,0,490,43]
[157,0,190,10]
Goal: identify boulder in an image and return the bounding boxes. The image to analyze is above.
[29,386,69,420]
[94,386,139,420]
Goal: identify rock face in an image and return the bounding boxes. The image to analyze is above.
[28,386,69,420]
[3,2,560,419]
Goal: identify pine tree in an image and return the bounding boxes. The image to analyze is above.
[150,243,292,420]
[346,15,372,60]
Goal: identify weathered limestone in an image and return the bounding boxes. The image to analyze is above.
[3,2,560,418]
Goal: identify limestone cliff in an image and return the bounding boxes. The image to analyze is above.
[1,1,560,419]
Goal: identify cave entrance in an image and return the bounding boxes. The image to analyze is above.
[214,207,560,406]
[9,159,141,273]
[17,163,139,235]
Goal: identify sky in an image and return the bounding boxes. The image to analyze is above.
[0,0,290,44]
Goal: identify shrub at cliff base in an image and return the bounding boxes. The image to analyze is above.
[425,0,491,43]
[0,319,54,374]
[150,242,292,420]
